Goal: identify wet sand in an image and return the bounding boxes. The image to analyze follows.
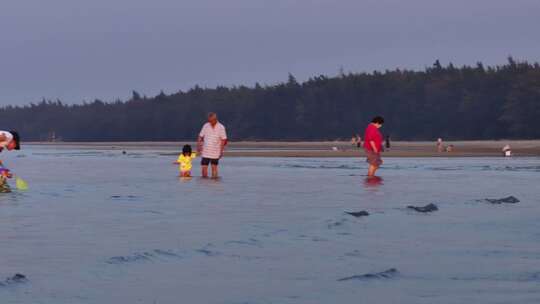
[26,140,540,157]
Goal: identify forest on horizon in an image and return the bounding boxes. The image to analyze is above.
[1,57,539,141]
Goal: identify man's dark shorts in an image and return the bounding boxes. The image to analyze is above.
[201,157,219,166]
[365,150,383,166]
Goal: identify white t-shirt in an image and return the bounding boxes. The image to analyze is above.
[0,131,13,148]
[199,122,227,159]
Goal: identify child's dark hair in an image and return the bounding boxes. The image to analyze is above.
[371,116,385,124]
[182,144,192,155]
[10,131,20,150]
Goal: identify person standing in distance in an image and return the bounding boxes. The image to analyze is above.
[197,113,227,178]
[363,116,384,177]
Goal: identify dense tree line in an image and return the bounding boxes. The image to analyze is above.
[1,58,539,141]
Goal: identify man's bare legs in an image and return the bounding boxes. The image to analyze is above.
[201,165,209,178]
[202,165,219,178]
[211,164,219,178]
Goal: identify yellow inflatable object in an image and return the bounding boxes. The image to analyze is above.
[15,177,28,190]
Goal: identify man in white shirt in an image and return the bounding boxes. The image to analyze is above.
[197,113,227,178]
[0,130,20,153]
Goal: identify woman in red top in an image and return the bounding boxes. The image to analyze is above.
[363,116,384,177]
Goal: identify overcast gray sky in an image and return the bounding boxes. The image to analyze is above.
[1,0,539,106]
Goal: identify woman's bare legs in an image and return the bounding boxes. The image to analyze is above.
[367,164,379,177]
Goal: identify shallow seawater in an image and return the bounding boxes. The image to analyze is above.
[1,146,539,304]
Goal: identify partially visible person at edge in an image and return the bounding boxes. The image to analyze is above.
[0,130,21,153]
[0,130,19,191]
[363,117,384,177]
[197,113,227,178]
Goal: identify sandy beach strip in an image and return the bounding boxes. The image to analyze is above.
[25,140,540,157]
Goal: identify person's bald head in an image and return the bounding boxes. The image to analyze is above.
[207,112,218,126]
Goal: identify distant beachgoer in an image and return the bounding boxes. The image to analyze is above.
[436,138,443,152]
[356,134,362,148]
[350,135,357,149]
[385,135,391,150]
[174,144,197,177]
[197,112,227,178]
[502,144,512,157]
[0,131,21,153]
[446,145,454,152]
[364,116,384,177]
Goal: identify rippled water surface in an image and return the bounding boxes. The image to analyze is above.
[1,146,539,304]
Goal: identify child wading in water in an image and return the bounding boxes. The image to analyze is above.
[174,145,197,177]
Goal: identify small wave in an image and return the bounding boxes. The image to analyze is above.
[343,250,365,258]
[429,166,462,171]
[141,210,163,215]
[451,271,540,283]
[195,244,221,257]
[106,249,182,264]
[195,249,221,257]
[338,268,399,281]
[426,165,540,172]
[495,165,540,172]
[326,218,349,229]
[278,164,362,170]
[32,151,105,157]
[110,195,140,201]
[224,238,262,247]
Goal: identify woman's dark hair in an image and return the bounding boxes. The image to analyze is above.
[371,116,384,124]
[182,144,192,155]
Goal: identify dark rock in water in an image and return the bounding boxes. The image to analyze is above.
[338,268,399,281]
[7,274,27,283]
[345,211,370,217]
[485,196,520,204]
[407,203,438,213]
[0,273,28,286]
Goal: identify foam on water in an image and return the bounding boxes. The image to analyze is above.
[0,146,539,303]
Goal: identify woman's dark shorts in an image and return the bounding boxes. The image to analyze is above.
[365,150,383,166]
[201,158,219,166]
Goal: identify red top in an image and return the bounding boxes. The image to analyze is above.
[363,123,383,152]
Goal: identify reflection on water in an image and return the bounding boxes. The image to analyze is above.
[179,176,193,182]
[364,176,383,187]
[0,147,539,304]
